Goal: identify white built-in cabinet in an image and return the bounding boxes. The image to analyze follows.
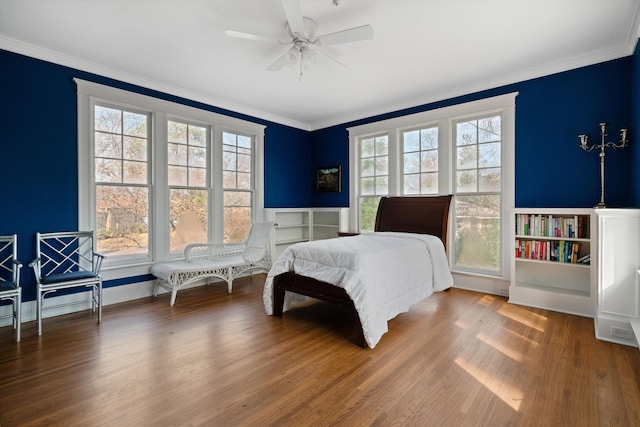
[265,208,349,257]
[595,209,640,348]
[509,208,596,318]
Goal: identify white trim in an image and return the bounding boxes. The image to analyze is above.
[1,37,309,131]
[75,79,266,135]
[0,278,227,328]
[75,79,266,280]
[2,35,633,131]
[310,46,633,130]
[348,92,517,281]
[452,271,511,296]
[347,93,518,136]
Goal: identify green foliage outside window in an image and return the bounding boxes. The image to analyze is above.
[360,196,381,232]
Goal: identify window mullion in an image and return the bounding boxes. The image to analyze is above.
[439,120,453,195]
[211,125,223,243]
[388,130,400,196]
[153,111,169,261]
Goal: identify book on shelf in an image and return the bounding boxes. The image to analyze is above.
[515,239,582,264]
[576,253,590,264]
[515,213,589,239]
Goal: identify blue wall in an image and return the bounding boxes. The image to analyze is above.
[0,49,311,301]
[310,57,634,209]
[1,44,638,302]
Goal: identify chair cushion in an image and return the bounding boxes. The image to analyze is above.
[41,270,99,284]
[0,282,18,292]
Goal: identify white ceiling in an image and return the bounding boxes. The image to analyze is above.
[1,0,639,131]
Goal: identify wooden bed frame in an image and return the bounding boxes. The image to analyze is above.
[272,195,453,348]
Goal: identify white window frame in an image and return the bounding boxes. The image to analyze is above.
[221,129,256,243]
[401,124,440,195]
[166,117,211,255]
[348,92,517,280]
[357,133,390,231]
[75,79,265,281]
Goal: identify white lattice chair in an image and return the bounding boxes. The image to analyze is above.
[0,235,23,342]
[30,231,104,336]
[151,221,276,306]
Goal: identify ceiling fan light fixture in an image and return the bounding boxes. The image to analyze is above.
[286,46,300,65]
[225,0,374,78]
[301,48,317,69]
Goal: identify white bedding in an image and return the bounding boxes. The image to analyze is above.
[263,232,453,348]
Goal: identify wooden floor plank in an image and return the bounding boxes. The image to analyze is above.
[0,274,638,426]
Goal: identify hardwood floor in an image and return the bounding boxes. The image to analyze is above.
[1,274,639,426]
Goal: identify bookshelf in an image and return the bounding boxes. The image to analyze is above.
[509,208,596,317]
[265,208,349,257]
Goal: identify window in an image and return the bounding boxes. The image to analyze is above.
[402,126,438,195]
[168,120,209,254]
[454,115,502,273]
[358,134,389,231]
[349,93,516,278]
[76,79,265,278]
[94,104,150,259]
[222,131,253,243]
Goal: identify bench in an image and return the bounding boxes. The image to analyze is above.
[151,221,275,306]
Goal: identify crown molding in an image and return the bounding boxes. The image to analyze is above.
[0,36,312,131]
[2,34,637,133]
[309,42,636,131]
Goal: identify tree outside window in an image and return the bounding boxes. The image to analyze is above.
[94,105,150,258]
[359,134,388,232]
[454,115,502,272]
[223,132,253,243]
[168,120,208,253]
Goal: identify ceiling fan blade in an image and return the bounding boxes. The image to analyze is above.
[315,48,346,68]
[267,46,300,71]
[225,29,285,44]
[315,24,374,46]
[281,0,305,36]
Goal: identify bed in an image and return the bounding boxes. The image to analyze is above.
[263,195,453,348]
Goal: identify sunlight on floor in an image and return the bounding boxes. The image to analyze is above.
[454,319,469,330]
[498,305,548,332]
[477,294,495,307]
[454,356,524,411]
[475,330,537,363]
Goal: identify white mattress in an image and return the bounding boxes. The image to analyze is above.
[264,232,453,348]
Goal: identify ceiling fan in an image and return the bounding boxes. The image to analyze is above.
[225,0,374,80]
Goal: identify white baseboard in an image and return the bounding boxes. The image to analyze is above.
[0,277,226,328]
[630,320,640,351]
[452,271,510,297]
[0,279,154,327]
[594,314,640,348]
[2,271,507,328]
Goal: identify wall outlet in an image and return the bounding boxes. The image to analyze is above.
[610,326,633,340]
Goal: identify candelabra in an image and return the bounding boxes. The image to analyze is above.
[578,122,628,208]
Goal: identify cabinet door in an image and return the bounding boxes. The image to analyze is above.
[599,215,640,317]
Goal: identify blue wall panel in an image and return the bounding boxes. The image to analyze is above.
[0,49,310,301]
[310,57,634,209]
[515,60,632,208]
[264,125,311,207]
[309,126,350,207]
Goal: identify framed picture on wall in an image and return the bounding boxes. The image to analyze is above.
[316,165,341,193]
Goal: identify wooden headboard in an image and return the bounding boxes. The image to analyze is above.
[374,195,453,245]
